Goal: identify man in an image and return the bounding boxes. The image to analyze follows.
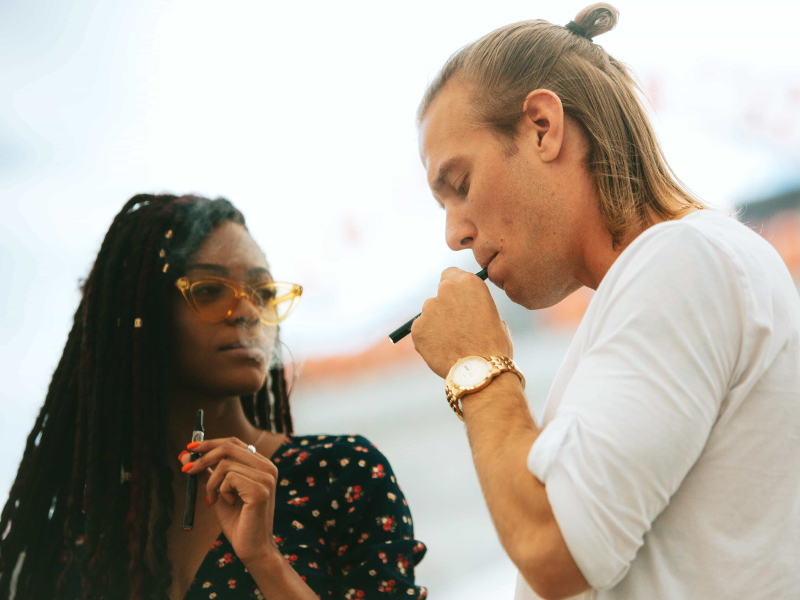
[410,5,800,600]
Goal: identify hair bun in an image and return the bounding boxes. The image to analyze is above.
[572,3,619,40]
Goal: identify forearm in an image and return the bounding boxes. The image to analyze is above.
[461,374,546,561]
[244,550,320,600]
[461,372,588,599]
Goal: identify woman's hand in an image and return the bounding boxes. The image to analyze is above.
[180,437,280,566]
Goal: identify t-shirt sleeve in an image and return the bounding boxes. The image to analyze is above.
[527,225,746,589]
[328,438,428,599]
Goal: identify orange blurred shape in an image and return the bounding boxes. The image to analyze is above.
[760,212,800,278]
[299,335,423,383]
[540,287,594,330]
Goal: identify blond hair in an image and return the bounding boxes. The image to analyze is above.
[419,3,702,247]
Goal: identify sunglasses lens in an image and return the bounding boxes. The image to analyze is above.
[190,281,236,321]
[254,282,301,324]
[183,278,302,324]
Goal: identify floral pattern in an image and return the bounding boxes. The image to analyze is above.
[66,435,427,599]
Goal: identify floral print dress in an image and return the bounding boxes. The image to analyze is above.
[67,435,427,599]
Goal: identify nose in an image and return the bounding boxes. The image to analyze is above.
[444,205,476,251]
[226,291,261,326]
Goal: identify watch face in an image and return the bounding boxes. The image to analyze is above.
[452,356,491,388]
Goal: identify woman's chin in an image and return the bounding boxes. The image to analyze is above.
[239,377,269,395]
[217,370,269,396]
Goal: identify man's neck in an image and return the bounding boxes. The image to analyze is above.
[573,203,624,291]
[576,201,703,290]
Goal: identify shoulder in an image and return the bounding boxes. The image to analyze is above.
[273,434,396,483]
[622,212,735,268]
[582,213,755,351]
[606,211,796,316]
[616,210,785,281]
[599,212,754,305]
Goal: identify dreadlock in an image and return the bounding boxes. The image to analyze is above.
[0,194,294,600]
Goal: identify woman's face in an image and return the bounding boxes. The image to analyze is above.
[171,221,276,398]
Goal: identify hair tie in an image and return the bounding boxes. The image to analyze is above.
[565,21,592,42]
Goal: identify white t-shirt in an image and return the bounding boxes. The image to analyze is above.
[515,210,800,600]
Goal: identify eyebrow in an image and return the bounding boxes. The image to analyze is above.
[185,263,270,278]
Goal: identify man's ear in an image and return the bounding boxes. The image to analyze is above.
[520,89,564,163]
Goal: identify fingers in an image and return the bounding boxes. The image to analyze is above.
[181,438,278,479]
[187,436,247,453]
[206,461,276,506]
[177,437,279,508]
[439,266,466,282]
[439,266,489,284]
[178,449,214,486]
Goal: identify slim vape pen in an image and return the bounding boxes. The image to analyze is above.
[182,409,204,530]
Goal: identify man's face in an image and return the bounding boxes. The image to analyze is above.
[419,78,582,310]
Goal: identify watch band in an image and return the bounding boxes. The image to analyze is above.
[445,356,525,421]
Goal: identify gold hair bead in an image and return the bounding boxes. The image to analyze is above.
[159,249,166,258]
[165,230,173,239]
[117,317,121,327]
[163,263,169,273]
[134,318,142,328]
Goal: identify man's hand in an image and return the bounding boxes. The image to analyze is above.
[411,267,513,378]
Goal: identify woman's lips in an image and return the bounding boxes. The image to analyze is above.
[218,343,266,361]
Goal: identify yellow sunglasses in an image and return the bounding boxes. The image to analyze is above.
[175,276,303,325]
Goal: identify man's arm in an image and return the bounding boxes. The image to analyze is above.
[410,268,589,600]
[460,372,589,600]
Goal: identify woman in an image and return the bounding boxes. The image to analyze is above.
[0,194,427,600]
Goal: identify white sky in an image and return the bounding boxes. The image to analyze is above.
[1,0,799,508]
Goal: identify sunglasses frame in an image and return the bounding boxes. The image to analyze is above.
[175,276,303,325]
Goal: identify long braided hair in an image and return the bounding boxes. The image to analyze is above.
[0,194,294,600]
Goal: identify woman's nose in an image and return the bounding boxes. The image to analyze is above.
[227,292,261,325]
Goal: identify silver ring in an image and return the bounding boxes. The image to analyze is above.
[246,444,256,454]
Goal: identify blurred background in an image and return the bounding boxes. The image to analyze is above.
[2,0,799,596]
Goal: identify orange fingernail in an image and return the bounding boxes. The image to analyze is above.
[181,461,194,473]
[187,441,201,450]
[178,450,189,461]
[206,495,210,507]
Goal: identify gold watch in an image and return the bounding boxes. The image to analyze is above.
[444,356,525,421]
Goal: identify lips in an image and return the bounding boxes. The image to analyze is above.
[218,342,268,363]
[478,252,504,289]
[218,341,262,352]
[478,252,498,271]
[219,342,244,351]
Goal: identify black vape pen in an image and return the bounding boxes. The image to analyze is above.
[182,409,204,530]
